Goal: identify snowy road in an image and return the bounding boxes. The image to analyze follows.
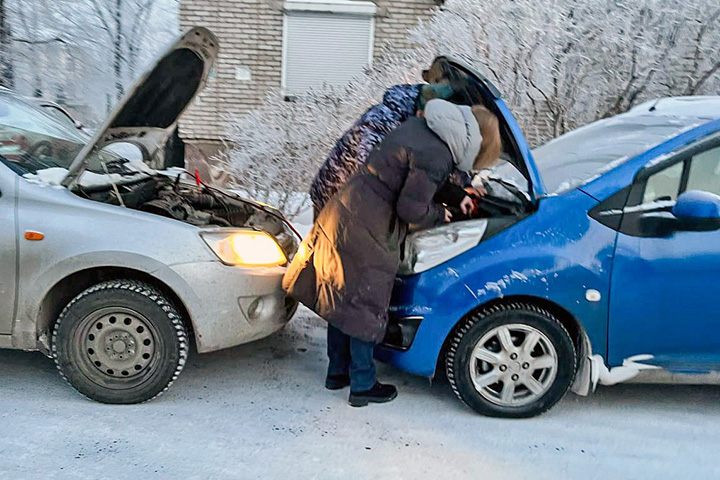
[1,309,718,480]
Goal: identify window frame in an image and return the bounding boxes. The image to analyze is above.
[629,133,720,207]
[590,132,720,236]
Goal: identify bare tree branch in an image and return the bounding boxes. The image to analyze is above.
[88,0,114,41]
[12,36,66,45]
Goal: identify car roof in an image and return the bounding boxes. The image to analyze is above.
[626,96,720,122]
[578,101,720,200]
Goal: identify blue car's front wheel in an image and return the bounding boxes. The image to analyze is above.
[446,302,576,418]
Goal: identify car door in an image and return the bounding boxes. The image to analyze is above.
[608,137,720,370]
[0,163,18,336]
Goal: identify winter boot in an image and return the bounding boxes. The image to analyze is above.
[325,374,351,390]
[348,383,398,407]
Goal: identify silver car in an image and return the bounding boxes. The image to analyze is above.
[0,28,298,403]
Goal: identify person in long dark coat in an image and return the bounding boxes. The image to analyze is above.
[283,99,500,407]
[309,57,484,217]
[309,82,451,216]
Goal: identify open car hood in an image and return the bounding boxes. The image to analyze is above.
[61,27,219,189]
[443,57,547,199]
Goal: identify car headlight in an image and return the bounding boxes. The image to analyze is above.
[399,220,488,275]
[201,230,287,266]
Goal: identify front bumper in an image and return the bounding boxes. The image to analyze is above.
[375,312,439,377]
[374,296,457,378]
[170,261,293,353]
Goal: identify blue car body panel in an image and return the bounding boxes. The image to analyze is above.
[378,96,720,380]
[609,221,720,371]
[378,189,617,376]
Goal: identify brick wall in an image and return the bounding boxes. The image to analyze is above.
[373,0,437,56]
[179,0,285,143]
[179,1,438,146]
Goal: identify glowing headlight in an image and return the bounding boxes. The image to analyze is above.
[398,220,488,275]
[201,230,287,266]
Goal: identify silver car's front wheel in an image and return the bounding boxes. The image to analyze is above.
[446,303,576,418]
[81,307,161,381]
[52,280,188,404]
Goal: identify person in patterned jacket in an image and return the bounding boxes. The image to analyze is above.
[309,57,479,217]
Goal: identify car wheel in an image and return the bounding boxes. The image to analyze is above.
[446,302,575,418]
[52,280,189,404]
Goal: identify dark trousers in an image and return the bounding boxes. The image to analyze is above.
[327,324,377,392]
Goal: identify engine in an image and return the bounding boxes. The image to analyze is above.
[76,175,298,257]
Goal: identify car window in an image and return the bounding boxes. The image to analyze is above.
[0,97,85,142]
[643,162,683,203]
[686,145,720,196]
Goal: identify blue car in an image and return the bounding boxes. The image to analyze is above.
[376,59,720,418]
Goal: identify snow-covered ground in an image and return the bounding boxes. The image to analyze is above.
[1,309,718,480]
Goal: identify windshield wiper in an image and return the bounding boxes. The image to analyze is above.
[0,154,28,175]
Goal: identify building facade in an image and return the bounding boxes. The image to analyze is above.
[179,0,439,153]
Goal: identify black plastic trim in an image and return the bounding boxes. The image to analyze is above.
[382,316,423,351]
[588,186,631,232]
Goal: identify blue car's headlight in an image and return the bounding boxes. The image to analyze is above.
[399,219,488,275]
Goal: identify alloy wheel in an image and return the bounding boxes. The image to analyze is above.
[469,323,558,407]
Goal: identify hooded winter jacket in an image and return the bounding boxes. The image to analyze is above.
[284,100,482,343]
[309,83,457,214]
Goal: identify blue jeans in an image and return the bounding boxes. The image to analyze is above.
[327,324,377,392]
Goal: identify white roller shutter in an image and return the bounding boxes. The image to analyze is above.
[282,2,375,95]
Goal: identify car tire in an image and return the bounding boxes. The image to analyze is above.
[52,280,189,404]
[446,302,575,418]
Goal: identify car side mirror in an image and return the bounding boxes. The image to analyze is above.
[639,191,720,236]
[672,190,720,223]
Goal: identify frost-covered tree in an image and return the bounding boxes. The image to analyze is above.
[5,0,178,123]
[88,0,171,102]
[222,0,719,218]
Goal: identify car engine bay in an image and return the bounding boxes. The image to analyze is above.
[75,173,298,257]
[446,175,533,222]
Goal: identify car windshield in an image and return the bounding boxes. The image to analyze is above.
[493,113,708,194]
[0,94,88,175]
[0,93,128,179]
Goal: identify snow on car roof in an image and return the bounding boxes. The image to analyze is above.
[530,97,719,194]
[627,96,720,121]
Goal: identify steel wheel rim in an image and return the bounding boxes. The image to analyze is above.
[469,323,558,407]
[75,307,161,388]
